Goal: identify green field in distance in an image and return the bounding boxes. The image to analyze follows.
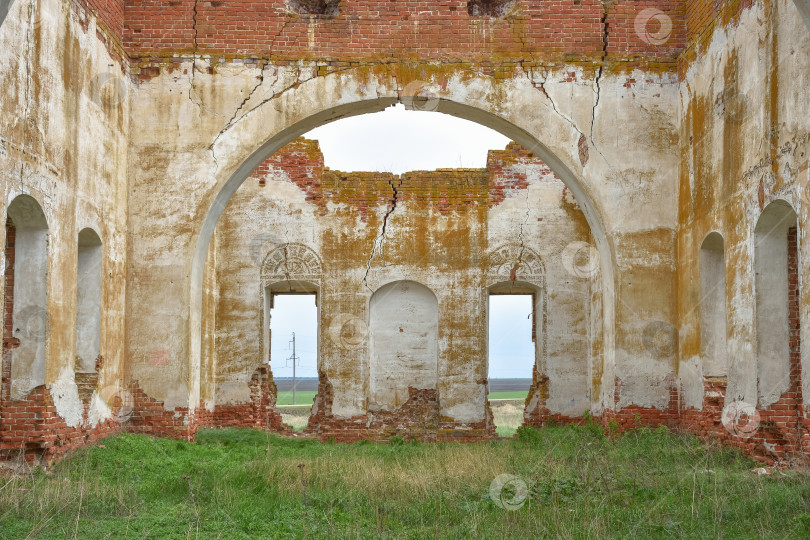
[276,390,317,406]
[487,391,528,400]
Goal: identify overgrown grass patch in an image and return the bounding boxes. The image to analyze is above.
[1,425,808,538]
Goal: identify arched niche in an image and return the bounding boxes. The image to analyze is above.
[699,232,727,377]
[754,199,798,407]
[368,280,439,411]
[76,228,102,373]
[5,194,49,400]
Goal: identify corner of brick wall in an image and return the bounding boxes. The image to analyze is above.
[0,385,121,466]
[198,365,291,434]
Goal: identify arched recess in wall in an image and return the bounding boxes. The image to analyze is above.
[4,194,48,400]
[754,199,798,408]
[189,94,618,416]
[699,232,727,377]
[75,228,102,374]
[368,280,438,411]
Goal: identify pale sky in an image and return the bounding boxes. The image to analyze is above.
[304,104,511,173]
[270,295,318,378]
[270,108,531,379]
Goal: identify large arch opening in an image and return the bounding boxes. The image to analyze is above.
[190,94,616,436]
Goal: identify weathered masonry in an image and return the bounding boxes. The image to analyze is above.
[0,0,808,464]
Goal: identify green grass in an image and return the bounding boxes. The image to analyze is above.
[1,426,809,538]
[276,390,317,406]
[490,401,524,438]
[488,391,528,400]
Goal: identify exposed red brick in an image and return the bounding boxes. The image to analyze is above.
[0,385,121,466]
[198,365,290,433]
[120,0,686,66]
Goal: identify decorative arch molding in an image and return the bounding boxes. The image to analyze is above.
[186,66,618,416]
[486,243,545,288]
[260,243,323,287]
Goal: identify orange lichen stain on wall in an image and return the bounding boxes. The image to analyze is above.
[766,2,780,188]
[721,49,744,207]
[676,230,701,363]
[614,228,678,367]
[679,0,756,79]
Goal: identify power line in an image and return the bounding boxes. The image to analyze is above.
[285,332,301,404]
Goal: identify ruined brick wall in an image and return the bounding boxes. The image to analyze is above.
[205,138,592,439]
[676,0,810,464]
[80,0,126,42]
[122,0,685,65]
[0,0,132,461]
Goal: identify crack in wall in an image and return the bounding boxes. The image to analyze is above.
[280,207,294,290]
[362,178,401,291]
[590,6,609,155]
[528,71,585,141]
[209,64,271,170]
[188,0,201,109]
[208,62,362,171]
[225,64,267,131]
[515,183,531,280]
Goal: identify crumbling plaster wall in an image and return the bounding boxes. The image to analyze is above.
[0,0,129,432]
[677,0,810,412]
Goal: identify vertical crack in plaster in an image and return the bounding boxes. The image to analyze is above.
[224,64,267,132]
[188,0,201,109]
[362,178,401,291]
[591,6,609,152]
[527,70,612,169]
[280,207,294,291]
[515,183,531,287]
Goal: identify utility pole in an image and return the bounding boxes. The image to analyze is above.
[286,332,300,405]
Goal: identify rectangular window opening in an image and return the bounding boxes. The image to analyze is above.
[269,293,318,431]
[488,293,535,437]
